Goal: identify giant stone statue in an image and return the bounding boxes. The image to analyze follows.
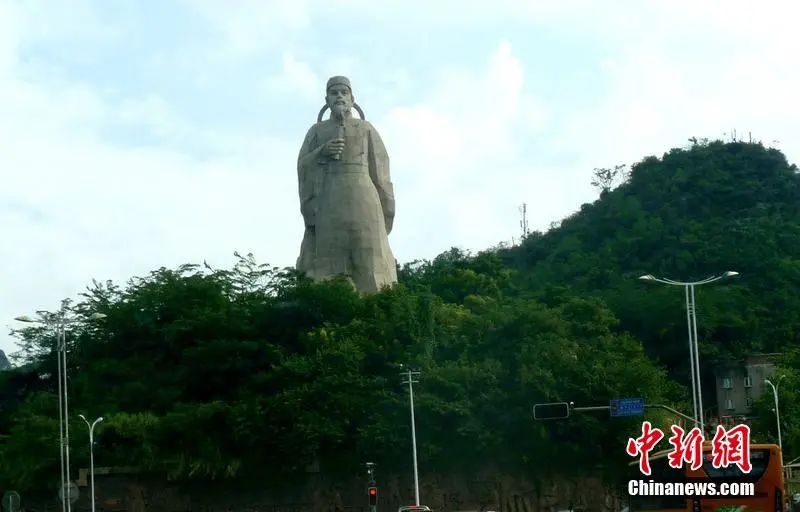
[296,76,397,293]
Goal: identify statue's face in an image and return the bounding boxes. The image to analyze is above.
[326,85,354,111]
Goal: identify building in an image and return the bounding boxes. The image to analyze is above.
[0,349,11,371]
[711,353,779,425]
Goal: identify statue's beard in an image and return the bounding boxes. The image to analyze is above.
[332,103,350,121]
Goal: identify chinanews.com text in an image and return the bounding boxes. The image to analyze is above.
[628,480,755,498]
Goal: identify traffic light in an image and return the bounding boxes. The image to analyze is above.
[368,486,378,506]
[532,402,570,420]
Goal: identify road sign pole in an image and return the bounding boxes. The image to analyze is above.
[573,406,611,412]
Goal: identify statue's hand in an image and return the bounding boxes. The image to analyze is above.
[322,138,345,159]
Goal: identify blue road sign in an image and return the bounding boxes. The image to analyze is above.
[610,397,644,417]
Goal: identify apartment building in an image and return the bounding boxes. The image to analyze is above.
[712,353,779,425]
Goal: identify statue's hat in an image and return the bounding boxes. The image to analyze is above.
[326,76,351,91]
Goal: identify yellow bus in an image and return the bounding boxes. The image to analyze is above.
[627,443,784,512]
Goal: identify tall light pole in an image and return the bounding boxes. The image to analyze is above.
[14,310,106,512]
[78,415,103,512]
[764,376,784,453]
[638,271,739,433]
[400,366,421,506]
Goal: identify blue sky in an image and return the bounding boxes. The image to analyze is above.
[2,0,799,356]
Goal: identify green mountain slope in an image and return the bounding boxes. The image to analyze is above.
[500,139,800,367]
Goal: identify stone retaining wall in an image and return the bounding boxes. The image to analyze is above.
[19,471,625,512]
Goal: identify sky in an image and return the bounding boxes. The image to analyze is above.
[2,0,799,356]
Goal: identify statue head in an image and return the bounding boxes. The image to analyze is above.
[325,76,354,116]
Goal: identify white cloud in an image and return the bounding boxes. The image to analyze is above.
[188,0,310,56]
[264,52,321,99]
[378,40,552,260]
[0,0,22,75]
[550,36,800,180]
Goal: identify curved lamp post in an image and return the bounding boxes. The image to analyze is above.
[638,271,739,433]
[764,376,785,453]
[78,415,103,512]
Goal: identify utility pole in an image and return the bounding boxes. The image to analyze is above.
[400,367,422,506]
[519,203,529,240]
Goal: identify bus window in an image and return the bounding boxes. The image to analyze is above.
[687,445,784,512]
[701,449,769,482]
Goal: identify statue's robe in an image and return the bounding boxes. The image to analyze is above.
[296,115,397,293]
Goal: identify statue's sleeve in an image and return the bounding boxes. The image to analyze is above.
[297,126,325,228]
[367,123,395,234]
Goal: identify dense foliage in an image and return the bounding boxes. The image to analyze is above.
[2,139,799,492]
[502,140,800,366]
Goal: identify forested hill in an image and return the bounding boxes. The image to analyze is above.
[406,140,800,371]
[512,140,800,365]
[2,139,800,491]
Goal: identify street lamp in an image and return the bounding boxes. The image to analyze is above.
[14,310,106,512]
[78,415,103,512]
[638,271,739,433]
[764,376,785,454]
[400,366,421,506]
